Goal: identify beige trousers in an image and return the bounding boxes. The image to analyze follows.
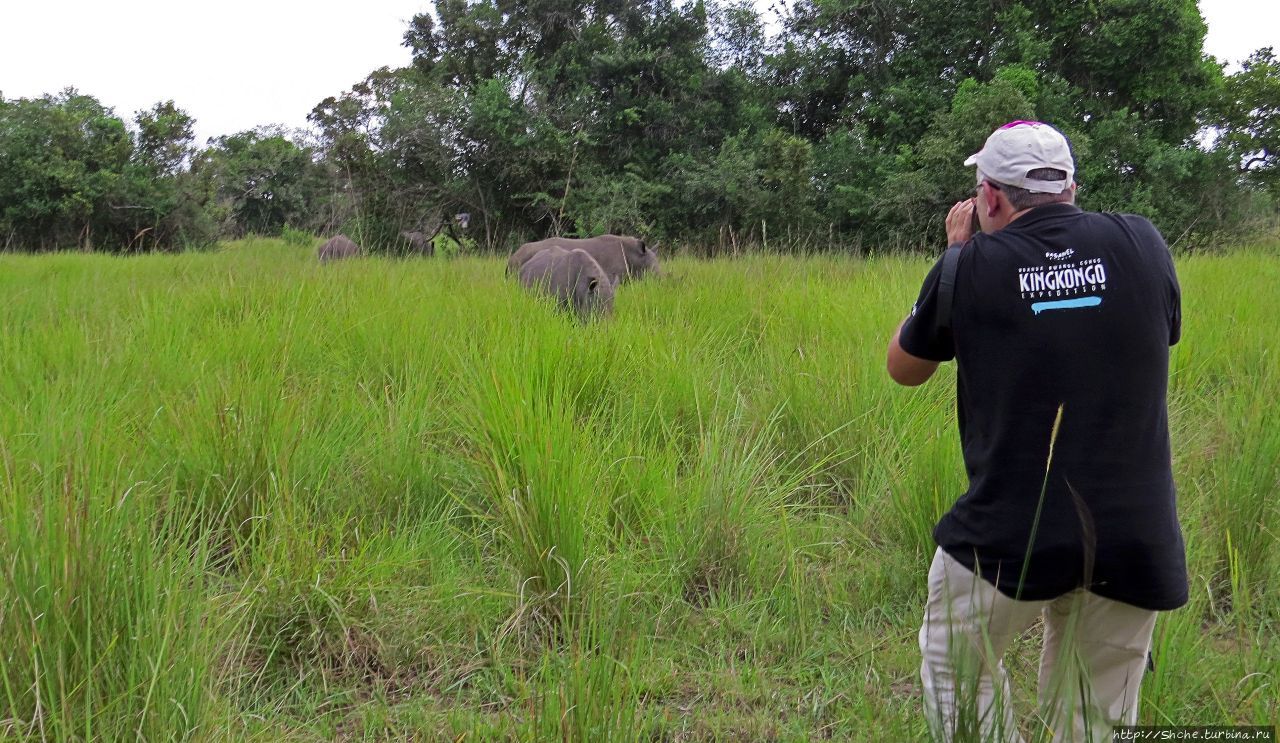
[919,548,1157,743]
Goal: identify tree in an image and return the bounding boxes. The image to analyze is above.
[134,101,196,176]
[193,128,324,237]
[1216,48,1280,195]
[1031,0,1215,143]
[661,127,815,247]
[871,69,1040,243]
[385,0,772,246]
[0,91,217,251]
[1,91,133,250]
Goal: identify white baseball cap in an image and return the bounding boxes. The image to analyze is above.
[964,121,1075,194]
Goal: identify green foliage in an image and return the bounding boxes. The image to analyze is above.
[377,0,772,248]
[431,231,475,257]
[4,2,1279,253]
[280,225,315,247]
[0,90,214,251]
[1215,47,1280,195]
[567,165,672,239]
[768,0,1272,246]
[661,128,816,245]
[865,71,1038,244]
[192,127,326,238]
[134,100,196,176]
[813,127,893,237]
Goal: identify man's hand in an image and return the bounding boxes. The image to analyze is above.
[946,198,977,246]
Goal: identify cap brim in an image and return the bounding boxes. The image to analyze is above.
[963,153,980,167]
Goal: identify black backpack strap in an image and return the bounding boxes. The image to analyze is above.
[936,242,965,331]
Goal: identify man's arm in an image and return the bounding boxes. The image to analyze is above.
[887,318,940,386]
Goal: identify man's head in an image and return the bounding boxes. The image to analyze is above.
[965,121,1077,231]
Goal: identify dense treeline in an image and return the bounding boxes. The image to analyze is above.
[2,0,1279,253]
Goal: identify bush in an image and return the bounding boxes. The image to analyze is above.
[281,225,315,247]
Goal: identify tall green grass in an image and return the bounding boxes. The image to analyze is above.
[0,239,1276,740]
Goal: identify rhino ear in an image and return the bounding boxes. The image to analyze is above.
[639,240,648,253]
[587,277,599,293]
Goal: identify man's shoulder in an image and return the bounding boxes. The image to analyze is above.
[1082,209,1165,242]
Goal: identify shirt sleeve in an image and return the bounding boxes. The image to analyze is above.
[1130,214,1181,347]
[1145,217,1181,346]
[898,253,956,362]
[1167,254,1182,346]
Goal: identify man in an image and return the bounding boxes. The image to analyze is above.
[886,121,1186,742]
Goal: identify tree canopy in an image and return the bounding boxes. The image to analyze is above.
[2,1,1278,253]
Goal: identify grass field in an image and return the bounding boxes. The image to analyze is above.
[1,239,1277,741]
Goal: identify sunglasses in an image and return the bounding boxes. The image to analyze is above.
[974,181,1002,198]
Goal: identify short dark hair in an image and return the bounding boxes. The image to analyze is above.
[997,168,1073,211]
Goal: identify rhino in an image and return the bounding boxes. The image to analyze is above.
[518,246,614,321]
[400,230,433,256]
[507,234,658,286]
[317,234,360,262]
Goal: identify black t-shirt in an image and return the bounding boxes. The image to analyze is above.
[900,203,1187,611]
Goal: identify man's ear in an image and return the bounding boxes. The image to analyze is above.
[984,182,1002,218]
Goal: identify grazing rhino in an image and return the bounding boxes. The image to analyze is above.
[518,246,614,321]
[507,234,658,285]
[317,234,360,262]
[400,230,433,256]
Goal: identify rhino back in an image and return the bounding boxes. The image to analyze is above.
[518,247,612,319]
[572,235,653,283]
[562,250,614,318]
[510,234,646,280]
[508,241,552,274]
[401,231,432,255]
[318,235,359,261]
[517,246,566,290]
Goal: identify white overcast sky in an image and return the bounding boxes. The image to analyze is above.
[1,1,1277,147]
